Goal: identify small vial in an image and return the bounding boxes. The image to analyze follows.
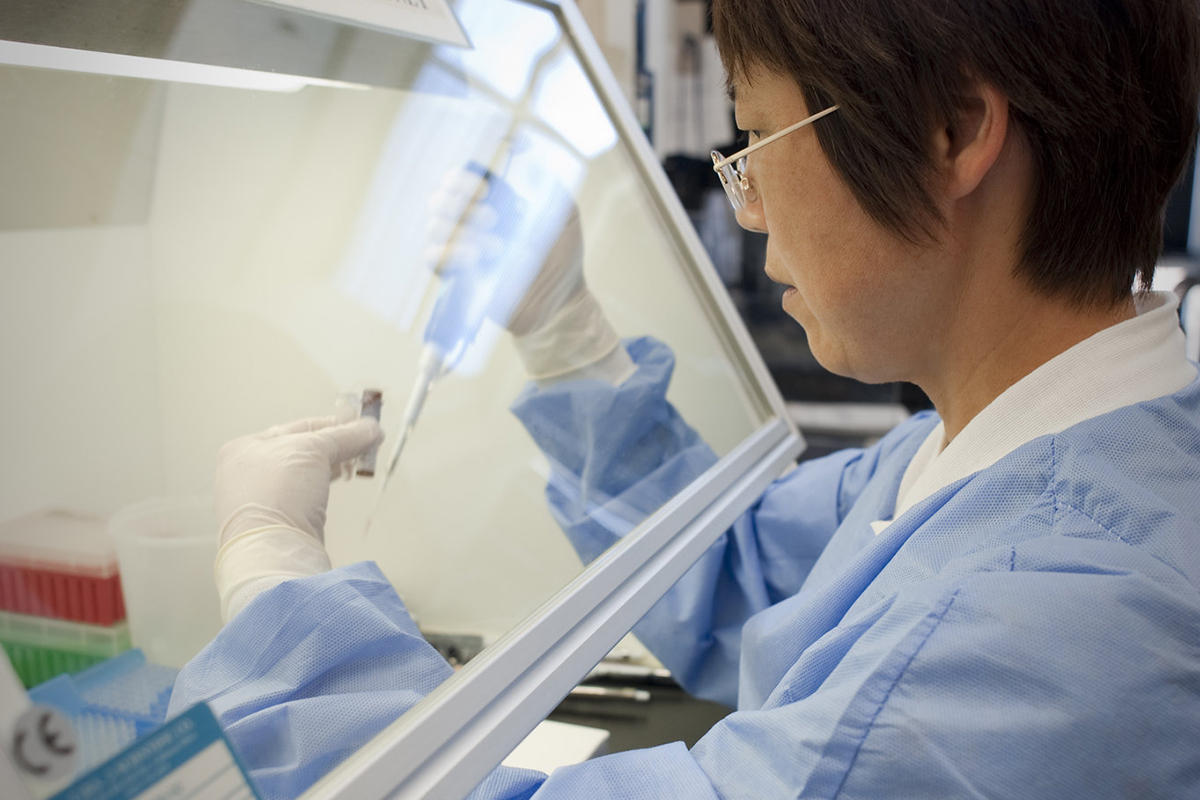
[357,389,383,477]
[334,387,384,479]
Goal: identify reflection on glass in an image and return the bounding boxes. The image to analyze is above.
[0,0,769,793]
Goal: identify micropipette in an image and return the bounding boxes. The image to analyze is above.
[365,161,527,534]
[364,346,441,537]
[376,344,443,498]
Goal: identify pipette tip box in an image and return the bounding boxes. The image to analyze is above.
[0,609,132,688]
[28,648,178,774]
[0,511,125,625]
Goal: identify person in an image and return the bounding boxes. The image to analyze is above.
[168,0,1200,797]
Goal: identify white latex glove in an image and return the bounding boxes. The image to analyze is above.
[424,166,631,381]
[423,167,587,333]
[503,199,586,337]
[212,416,382,621]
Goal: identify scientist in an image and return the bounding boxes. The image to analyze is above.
[169,0,1200,798]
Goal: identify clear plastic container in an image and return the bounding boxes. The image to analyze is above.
[0,511,125,626]
[0,610,131,688]
[107,497,222,669]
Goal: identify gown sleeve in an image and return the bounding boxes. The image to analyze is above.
[171,536,1199,800]
[510,336,920,707]
[166,560,727,800]
[167,562,548,800]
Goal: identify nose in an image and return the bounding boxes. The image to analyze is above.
[734,158,767,232]
[735,188,767,233]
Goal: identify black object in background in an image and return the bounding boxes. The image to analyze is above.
[1163,150,1196,256]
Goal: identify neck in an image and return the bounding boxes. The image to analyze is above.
[920,286,1135,443]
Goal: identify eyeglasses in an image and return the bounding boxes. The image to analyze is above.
[711,105,840,211]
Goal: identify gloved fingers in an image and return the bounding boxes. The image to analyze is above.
[434,167,490,206]
[464,204,500,233]
[426,201,502,270]
[504,209,587,336]
[259,416,339,440]
[309,416,384,467]
[428,169,492,227]
[422,234,504,276]
[428,203,500,243]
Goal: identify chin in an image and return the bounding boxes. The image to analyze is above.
[808,340,897,385]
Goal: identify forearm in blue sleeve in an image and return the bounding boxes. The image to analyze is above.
[168,562,547,800]
[630,445,874,706]
[511,337,927,707]
[510,337,719,563]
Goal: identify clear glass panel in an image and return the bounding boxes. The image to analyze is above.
[0,0,772,782]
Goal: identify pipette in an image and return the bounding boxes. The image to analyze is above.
[364,162,527,535]
[377,344,443,496]
[363,345,441,537]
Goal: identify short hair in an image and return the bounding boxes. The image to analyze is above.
[712,0,1200,306]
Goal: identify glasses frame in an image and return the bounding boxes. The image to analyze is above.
[711,104,840,210]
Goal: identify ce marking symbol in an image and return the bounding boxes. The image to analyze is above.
[12,705,76,781]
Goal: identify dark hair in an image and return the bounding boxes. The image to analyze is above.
[712,0,1200,306]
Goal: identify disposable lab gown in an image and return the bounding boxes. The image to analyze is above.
[170,337,1200,800]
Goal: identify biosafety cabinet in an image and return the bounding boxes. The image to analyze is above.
[0,1,803,797]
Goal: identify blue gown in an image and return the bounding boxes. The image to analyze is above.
[169,337,1200,800]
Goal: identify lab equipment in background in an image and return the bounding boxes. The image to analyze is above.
[107,498,222,669]
[582,660,674,686]
[423,630,486,668]
[635,0,654,141]
[0,611,131,689]
[566,685,650,703]
[26,649,177,776]
[0,513,131,688]
[0,513,124,626]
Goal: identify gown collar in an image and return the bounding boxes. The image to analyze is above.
[881,291,1196,529]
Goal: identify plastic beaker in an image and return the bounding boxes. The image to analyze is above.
[108,497,222,669]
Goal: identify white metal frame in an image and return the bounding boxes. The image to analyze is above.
[302,1,806,799]
[306,421,800,800]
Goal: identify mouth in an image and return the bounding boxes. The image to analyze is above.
[764,270,796,293]
[762,271,799,308]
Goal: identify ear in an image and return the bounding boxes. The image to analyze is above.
[933,79,1010,200]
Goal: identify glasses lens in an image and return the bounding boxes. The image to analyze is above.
[711,150,746,211]
[735,157,756,206]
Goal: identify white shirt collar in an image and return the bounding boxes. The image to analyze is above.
[872,291,1195,533]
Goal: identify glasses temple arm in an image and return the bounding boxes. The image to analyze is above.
[712,104,840,170]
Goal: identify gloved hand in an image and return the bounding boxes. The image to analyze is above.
[422,167,508,288]
[424,165,631,381]
[212,416,382,621]
[215,415,382,546]
[501,195,586,337]
[423,166,586,333]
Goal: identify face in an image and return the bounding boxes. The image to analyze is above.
[733,66,955,385]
